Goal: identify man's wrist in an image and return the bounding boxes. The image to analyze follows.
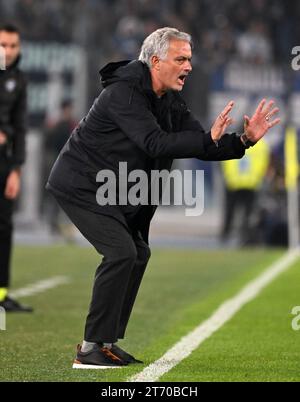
[240,132,256,148]
[210,131,220,147]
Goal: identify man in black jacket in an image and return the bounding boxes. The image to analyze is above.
[0,24,32,313]
[47,27,280,368]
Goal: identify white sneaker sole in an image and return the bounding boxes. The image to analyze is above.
[72,363,124,369]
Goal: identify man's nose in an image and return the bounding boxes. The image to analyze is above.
[5,49,12,58]
[184,61,192,72]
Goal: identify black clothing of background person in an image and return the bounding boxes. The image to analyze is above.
[0,54,27,288]
[46,60,245,343]
[0,55,26,170]
[43,100,76,234]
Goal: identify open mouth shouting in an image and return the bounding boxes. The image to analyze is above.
[178,74,188,86]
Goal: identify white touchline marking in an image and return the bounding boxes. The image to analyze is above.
[129,249,300,382]
[10,276,71,298]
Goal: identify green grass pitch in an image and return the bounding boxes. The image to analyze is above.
[0,245,299,382]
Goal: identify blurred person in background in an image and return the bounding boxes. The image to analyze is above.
[258,153,288,246]
[236,20,272,64]
[46,27,280,369]
[43,100,76,238]
[0,24,32,312]
[220,138,270,245]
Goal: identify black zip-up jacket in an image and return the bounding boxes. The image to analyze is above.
[47,60,246,243]
[0,55,27,171]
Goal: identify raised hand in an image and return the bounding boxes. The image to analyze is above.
[211,101,235,142]
[243,99,280,143]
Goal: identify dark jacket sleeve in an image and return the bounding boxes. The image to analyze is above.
[0,124,14,139]
[105,83,216,160]
[10,77,27,168]
[179,108,246,161]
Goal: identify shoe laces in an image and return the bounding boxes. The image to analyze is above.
[101,347,124,363]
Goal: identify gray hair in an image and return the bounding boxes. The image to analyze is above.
[138,27,192,68]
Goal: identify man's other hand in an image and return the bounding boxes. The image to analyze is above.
[5,170,21,200]
[0,130,7,145]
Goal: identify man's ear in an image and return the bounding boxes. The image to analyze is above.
[151,55,160,71]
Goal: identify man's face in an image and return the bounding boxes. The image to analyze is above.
[0,31,20,68]
[151,39,192,95]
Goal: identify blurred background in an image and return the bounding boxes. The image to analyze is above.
[1,0,300,250]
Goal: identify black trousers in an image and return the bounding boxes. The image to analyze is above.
[221,189,256,242]
[55,196,151,343]
[0,168,14,288]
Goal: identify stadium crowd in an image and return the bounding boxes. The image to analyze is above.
[0,0,299,65]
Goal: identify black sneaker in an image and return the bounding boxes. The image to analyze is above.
[110,344,143,364]
[73,344,128,369]
[0,296,33,313]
